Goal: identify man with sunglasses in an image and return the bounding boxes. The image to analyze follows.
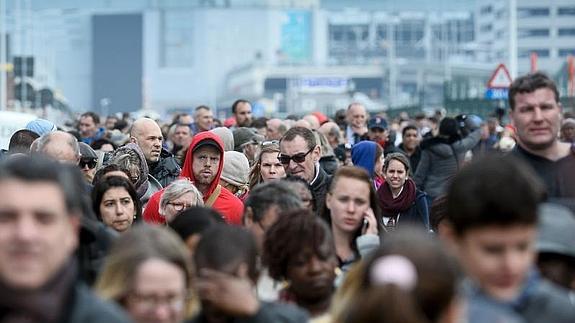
[279,127,331,213]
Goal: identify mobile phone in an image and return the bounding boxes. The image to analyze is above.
[362,217,369,232]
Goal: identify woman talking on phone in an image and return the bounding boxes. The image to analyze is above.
[321,166,383,277]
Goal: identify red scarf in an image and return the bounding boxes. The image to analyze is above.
[377,178,417,216]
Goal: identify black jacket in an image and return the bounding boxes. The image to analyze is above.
[311,165,331,215]
[149,148,181,188]
[383,189,430,230]
[398,143,422,174]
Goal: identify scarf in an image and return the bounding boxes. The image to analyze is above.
[0,259,77,323]
[378,178,417,216]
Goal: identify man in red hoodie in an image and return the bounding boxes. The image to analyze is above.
[143,132,244,225]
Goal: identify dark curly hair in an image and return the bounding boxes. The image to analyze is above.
[263,209,335,281]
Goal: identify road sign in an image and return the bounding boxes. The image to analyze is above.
[487,64,512,89]
[485,88,509,100]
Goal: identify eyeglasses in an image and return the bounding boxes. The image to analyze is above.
[167,202,191,211]
[278,147,314,165]
[79,158,97,169]
[127,291,186,312]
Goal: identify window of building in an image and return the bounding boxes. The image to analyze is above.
[518,28,550,38]
[519,49,550,58]
[559,48,575,57]
[480,23,492,33]
[558,7,575,16]
[517,7,550,18]
[496,8,506,19]
[480,5,493,15]
[558,28,575,36]
[159,10,194,68]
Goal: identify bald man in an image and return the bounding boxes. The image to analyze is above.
[266,118,287,141]
[130,118,180,187]
[318,121,342,149]
[34,131,81,164]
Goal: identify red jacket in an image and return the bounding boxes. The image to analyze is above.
[142,132,244,225]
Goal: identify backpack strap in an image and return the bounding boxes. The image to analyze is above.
[205,184,222,207]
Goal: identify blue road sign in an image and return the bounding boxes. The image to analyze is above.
[485,88,509,100]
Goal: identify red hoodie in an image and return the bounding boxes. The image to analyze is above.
[142,132,244,225]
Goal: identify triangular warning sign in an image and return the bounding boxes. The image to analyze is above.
[487,64,513,88]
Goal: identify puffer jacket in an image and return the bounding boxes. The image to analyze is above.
[149,148,181,188]
[413,129,480,199]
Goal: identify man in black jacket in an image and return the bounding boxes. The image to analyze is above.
[279,127,331,214]
[0,156,129,322]
[130,117,181,187]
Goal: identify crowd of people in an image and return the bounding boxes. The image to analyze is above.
[0,72,574,323]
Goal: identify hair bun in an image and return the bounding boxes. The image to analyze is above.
[370,255,418,290]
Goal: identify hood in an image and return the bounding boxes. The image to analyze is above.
[109,143,149,198]
[420,137,455,158]
[181,131,225,198]
[351,141,377,178]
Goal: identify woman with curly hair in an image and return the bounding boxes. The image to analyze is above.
[263,209,337,321]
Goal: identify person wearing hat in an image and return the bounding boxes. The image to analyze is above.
[537,203,575,298]
[233,127,263,165]
[26,118,58,136]
[221,151,250,201]
[78,142,99,183]
[367,116,402,155]
[143,132,244,225]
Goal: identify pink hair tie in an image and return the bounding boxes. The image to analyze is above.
[370,255,418,290]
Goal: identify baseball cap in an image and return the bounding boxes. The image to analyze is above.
[368,117,388,130]
[537,203,575,259]
[193,138,221,153]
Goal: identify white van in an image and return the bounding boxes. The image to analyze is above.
[0,111,38,150]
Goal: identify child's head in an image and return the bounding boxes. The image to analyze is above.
[338,227,461,323]
[444,155,545,301]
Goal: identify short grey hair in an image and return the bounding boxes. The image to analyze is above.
[159,179,204,215]
[35,131,80,159]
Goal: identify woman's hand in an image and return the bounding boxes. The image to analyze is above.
[362,207,378,236]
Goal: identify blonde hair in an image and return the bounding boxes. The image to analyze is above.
[95,225,192,304]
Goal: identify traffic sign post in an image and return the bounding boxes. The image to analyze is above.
[485,64,513,100]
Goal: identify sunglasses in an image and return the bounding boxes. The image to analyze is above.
[278,147,314,165]
[79,158,97,169]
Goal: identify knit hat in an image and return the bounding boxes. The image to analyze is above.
[221,151,250,188]
[78,142,98,160]
[210,127,235,151]
[26,119,57,136]
[233,127,261,152]
[537,203,575,259]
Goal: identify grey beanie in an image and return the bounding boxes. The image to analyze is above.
[221,151,250,188]
[537,203,575,259]
[78,142,98,160]
[210,127,234,151]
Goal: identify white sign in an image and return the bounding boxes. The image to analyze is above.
[297,77,349,94]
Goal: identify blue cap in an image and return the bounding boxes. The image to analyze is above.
[368,117,388,130]
[26,119,57,136]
